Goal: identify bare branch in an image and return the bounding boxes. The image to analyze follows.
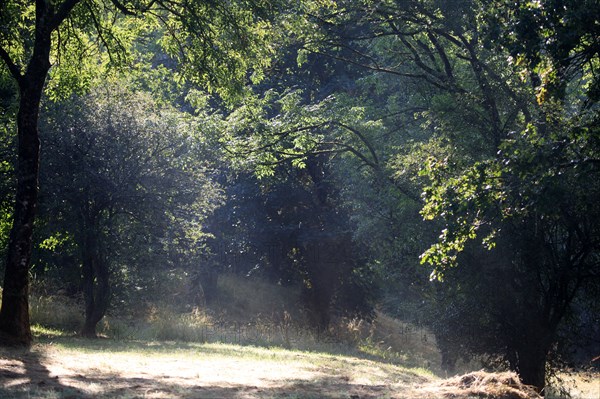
[331,121,380,167]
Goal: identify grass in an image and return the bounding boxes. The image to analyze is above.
[0,335,436,399]
[1,276,596,398]
[29,294,82,334]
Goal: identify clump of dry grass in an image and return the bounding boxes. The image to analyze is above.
[423,370,541,399]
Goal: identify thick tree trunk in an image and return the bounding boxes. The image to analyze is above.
[0,57,50,347]
[517,351,547,393]
[511,321,553,394]
[515,342,549,394]
[80,227,111,338]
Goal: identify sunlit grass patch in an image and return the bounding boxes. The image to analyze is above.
[2,337,438,399]
[31,324,72,339]
[547,371,600,399]
[4,328,596,399]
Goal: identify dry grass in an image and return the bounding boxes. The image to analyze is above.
[0,337,436,399]
[354,311,442,371]
[4,338,583,399]
[548,371,600,399]
[214,274,303,322]
[29,295,82,333]
[422,370,541,399]
[7,276,597,399]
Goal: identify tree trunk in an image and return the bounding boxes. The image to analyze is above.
[513,330,552,394]
[516,346,548,393]
[80,227,111,338]
[0,45,51,346]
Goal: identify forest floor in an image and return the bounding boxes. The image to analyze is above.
[2,337,433,399]
[1,334,596,399]
[2,277,599,399]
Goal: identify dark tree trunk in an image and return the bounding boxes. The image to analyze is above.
[302,253,335,333]
[515,339,551,394]
[437,333,459,374]
[0,30,51,346]
[80,226,111,338]
[199,269,218,304]
[509,312,554,394]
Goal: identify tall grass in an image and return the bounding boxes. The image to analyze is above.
[29,294,82,333]
[214,274,303,321]
[24,273,442,370]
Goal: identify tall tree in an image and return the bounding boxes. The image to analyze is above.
[0,0,277,345]
[247,0,600,390]
[39,83,222,337]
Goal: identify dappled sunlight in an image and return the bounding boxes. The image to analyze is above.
[0,340,439,399]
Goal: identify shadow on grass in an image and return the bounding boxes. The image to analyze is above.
[0,334,434,398]
[2,366,401,399]
[0,345,91,398]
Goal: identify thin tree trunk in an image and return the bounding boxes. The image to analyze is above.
[0,52,50,347]
[80,226,111,338]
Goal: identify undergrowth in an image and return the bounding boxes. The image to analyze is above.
[23,274,441,370]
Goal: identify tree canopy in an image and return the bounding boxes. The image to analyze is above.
[0,0,598,392]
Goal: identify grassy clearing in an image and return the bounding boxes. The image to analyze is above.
[1,275,596,398]
[2,335,596,399]
[26,275,442,371]
[0,335,436,399]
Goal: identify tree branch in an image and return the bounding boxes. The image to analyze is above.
[309,49,449,91]
[331,121,380,167]
[0,46,23,81]
[50,0,82,31]
[109,0,137,16]
[320,140,378,170]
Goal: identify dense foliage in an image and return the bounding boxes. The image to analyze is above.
[1,0,598,392]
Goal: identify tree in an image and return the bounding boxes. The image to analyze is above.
[216,33,390,329]
[0,0,276,345]
[38,83,222,337]
[0,71,16,271]
[270,0,600,390]
[412,0,600,390]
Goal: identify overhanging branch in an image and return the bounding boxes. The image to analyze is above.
[50,0,82,31]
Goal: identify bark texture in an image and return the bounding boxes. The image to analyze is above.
[0,25,51,346]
